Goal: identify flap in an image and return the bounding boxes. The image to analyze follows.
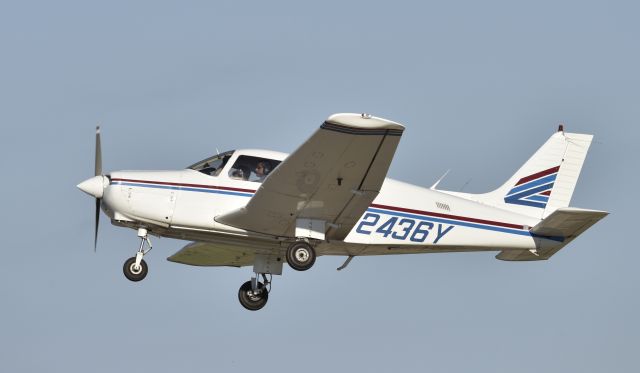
[167,242,255,267]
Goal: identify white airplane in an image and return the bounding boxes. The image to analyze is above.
[77,113,607,311]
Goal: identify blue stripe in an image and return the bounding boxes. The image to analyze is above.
[505,182,554,202]
[117,182,179,191]
[367,207,564,242]
[531,233,564,242]
[113,182,254,198]
[525,195,549,202]
[504,198,547,208]
[507,174,557,196]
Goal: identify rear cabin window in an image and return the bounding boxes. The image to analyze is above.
[228,155,280,183]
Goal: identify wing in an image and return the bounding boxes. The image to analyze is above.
[216,113,405,240]
[167,241,255,267]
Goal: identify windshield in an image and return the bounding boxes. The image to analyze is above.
[188,151,234,176]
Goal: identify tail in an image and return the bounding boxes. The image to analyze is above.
[444,127,594,219]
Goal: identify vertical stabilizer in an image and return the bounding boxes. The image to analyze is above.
[440,128,594,219]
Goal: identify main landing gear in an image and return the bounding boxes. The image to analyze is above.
[123,228,153,282]
[236,242,317,311]
[286,241,316,271]
[238,274,271,311]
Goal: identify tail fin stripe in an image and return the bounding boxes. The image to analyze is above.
[525,195,549,202]
[504,181,555,208]
[506,182,554,200]
[515,165,560,186]
[507,174,557,196]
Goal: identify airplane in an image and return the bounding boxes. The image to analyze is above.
[77,113,608,311]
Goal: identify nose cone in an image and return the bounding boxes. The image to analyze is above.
[77,176,107,198]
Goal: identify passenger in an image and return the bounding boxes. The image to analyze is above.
[252,161,272,182]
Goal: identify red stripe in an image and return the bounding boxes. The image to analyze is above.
[112,179,525,230]
[370,203,525,229]
[515,166,560,186]
[541,190,551,196]
[111,178,256,194]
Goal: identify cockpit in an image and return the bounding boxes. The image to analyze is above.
[188,150,284,183]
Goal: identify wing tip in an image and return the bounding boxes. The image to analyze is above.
[325,113,405,132]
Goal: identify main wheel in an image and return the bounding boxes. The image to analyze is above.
[286,242,316,271]
[123,257,148,282]
[238,281,268,311]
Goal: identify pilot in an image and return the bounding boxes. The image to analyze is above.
[253,161,272,182]
[200,162,215,176]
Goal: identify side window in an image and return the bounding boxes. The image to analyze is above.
[228,156,280,183]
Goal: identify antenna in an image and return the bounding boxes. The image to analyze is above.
[460,178,472,192]
[430,169,451,190]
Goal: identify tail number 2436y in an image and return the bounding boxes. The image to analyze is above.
[355,213,454,244]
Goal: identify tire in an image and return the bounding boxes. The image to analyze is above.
[286,242,316,271]
[123,257,148,282]
[238,281,268,311]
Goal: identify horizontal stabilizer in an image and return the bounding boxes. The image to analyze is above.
[530,207,608,239]
[496,207,608,261]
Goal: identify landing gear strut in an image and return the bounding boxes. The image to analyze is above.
[123,228,152,282]
[238,274,271,311]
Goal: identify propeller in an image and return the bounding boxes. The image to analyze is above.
[77,126,105,252]
[94,126,101,251]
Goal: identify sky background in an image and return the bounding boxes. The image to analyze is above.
[0,1,637,372]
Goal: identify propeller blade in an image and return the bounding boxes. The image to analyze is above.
[95,126,102,176]
[94,126,102,251]
[95,198,100,252]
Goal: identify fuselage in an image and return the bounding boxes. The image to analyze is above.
[99,149,559,258]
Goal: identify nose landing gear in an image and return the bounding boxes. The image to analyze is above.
[123,228,153,282]
[123,256,148,281]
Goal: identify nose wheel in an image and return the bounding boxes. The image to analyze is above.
[123,228,152,282]
[123,257,148,281]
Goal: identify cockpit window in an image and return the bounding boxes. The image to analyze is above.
[228,155,281,183]
[188,151,234,176]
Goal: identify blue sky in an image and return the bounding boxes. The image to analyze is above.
[0,1,637,372]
